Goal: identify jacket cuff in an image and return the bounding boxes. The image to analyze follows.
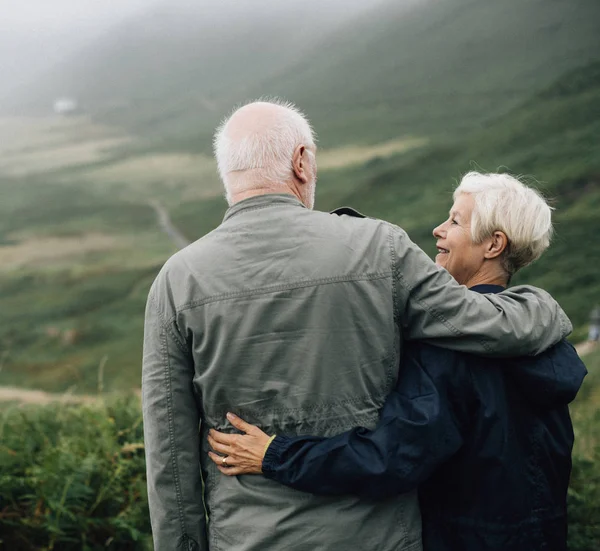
[262,435,292,475]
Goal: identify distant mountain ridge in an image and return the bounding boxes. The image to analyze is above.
[2,1,378,124]
[4,0,600,152]
[266,0,600,145]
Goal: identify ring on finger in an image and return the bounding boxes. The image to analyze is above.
[222,456,229,467]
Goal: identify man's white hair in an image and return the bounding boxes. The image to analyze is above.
[454,171,554,277]
[213,98,316,202]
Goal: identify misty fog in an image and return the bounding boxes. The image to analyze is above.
[0,0,394,106]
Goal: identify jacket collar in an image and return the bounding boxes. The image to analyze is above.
[469,284,506,295]
[223,194,307,222]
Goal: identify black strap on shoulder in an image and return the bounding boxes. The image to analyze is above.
[330,206,367,218]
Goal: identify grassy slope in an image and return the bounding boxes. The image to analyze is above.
[0,175,172,393]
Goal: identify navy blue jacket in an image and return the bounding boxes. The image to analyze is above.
[262,285,587,551]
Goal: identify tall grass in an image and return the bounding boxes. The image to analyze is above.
[0,397,150,550]
[568,348,600,550]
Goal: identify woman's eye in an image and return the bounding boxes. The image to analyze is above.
[451,218,458,225]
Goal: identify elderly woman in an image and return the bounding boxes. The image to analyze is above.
[208,172,586,551]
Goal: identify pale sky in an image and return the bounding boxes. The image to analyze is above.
[0,0,163,96]
[0,0,381,35]
[0,0,154,34]
[0,0,392,102]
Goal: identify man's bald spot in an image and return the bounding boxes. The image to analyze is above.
[224,102,292,142]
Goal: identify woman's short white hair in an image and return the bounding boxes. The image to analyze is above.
[454,171,554,276]
[213,98,316,196]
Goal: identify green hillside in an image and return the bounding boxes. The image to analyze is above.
[6,0,599,154]
[122,0,600,151]
[269,0,600,147]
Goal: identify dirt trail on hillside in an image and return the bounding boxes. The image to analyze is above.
[0,202,191,406]
[0,342,597,405]
[149,199,191,250]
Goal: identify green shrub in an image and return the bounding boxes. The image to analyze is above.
[0,397,150,550]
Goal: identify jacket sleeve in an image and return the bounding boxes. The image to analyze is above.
[262,346,466,499]
[388,224,572,356]
[142,284,207,551]
[510,339,587,404]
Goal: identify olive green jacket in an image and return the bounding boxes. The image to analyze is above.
[142,194,571,551]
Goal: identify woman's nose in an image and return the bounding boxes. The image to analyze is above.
[432,222,445,238]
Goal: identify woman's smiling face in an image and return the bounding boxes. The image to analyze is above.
[433,193,490,285]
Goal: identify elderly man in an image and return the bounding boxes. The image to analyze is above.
[142,99,571,551]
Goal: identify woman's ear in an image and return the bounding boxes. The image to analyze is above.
[484,231,508,259]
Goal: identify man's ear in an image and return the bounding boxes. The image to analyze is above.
[484,231,508,259]
[292,145,308,183]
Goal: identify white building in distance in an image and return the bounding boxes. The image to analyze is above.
[53,97,79,115]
